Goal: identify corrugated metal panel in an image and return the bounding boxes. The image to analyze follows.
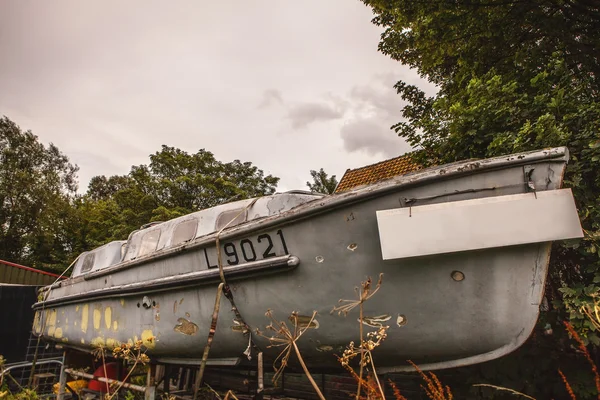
[0,264,56,285]
[0,260,61,286]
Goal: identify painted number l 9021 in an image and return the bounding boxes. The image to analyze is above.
[204,229,289,268]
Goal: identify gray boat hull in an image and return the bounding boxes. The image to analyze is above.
[33,148,575,371]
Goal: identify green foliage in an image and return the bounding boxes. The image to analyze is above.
[362,0,600,397]
[0,389,40,400]
[306,168,338,194]
[0,116,79,272]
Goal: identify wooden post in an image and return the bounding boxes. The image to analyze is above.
[256,352,264,400]
[162,365,170,395]
[145,364,156,400]
[56,351,68,400]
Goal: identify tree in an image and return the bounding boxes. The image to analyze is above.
[362,0,600,396]
[0,116,79,271]
[306,168,338,194]
[77,146,280,247]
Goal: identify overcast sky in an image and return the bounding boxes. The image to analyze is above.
[0,0,435,193]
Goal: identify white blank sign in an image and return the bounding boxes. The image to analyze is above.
[376,189,583,260]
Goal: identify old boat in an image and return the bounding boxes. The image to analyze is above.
[33,147,583,372]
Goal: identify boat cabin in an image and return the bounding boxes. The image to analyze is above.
[70,191,322,278]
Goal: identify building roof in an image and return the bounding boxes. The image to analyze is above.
[0,259,64,286]
[335,153,422,193]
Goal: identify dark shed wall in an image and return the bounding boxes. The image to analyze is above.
[0,284,38,363]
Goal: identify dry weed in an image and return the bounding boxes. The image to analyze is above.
[408,361,452,400]
[256,310,325,400]
[564,321,600,397]
[472,384,536,399]
[387,379,408,400]
[333,273,387,400]
[91,336,153,400]
[558,369,577,400]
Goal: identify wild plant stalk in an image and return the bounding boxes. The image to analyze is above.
[472,384,536,400]
[563,321,600,397]
[0,355,5,388]
[387,379,408,400]
[332,273,385,400]
[341,326,388,398]
[205,383,240,400]
[91,346,110,394]
[581,296,600,332]
[256,310,325,400]
[107,338,152,400]
[408,361,452,400]
[223,390,240,400]
[365,328,387,399]
[358,298,364,400]
[92,337,152,400]
[558,370,577,400]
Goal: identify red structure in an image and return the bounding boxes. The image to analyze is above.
[0,259,65,286]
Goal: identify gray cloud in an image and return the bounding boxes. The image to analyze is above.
[341,118,410,158]
[350,84,400,117]
[258,89,284,109]
[287,102,346,130]
[336,74,411,158]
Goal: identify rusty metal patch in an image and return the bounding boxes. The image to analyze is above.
[174,318,198,335]
[231,318,248,333]
[360,314,391,328]
[316,345,334,352]
[290,314,319,329]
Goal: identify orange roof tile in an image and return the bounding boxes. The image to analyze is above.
[335,153,422,193]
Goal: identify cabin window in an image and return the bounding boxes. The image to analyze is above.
[171,219,198,246]
[215,209,247,231]
[81,253,96,273]
[138,229,161,257]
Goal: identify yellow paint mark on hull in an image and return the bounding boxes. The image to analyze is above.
[113,321,118,331]
[91,337,105,347]
[47,309,57,327]
[54,327,63,339]
[120,298,125,307]
[141,330,155,350]
[81,304,89,333]
[93,308,101,330]
[33,312,42,334]
[104,307,112,330]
